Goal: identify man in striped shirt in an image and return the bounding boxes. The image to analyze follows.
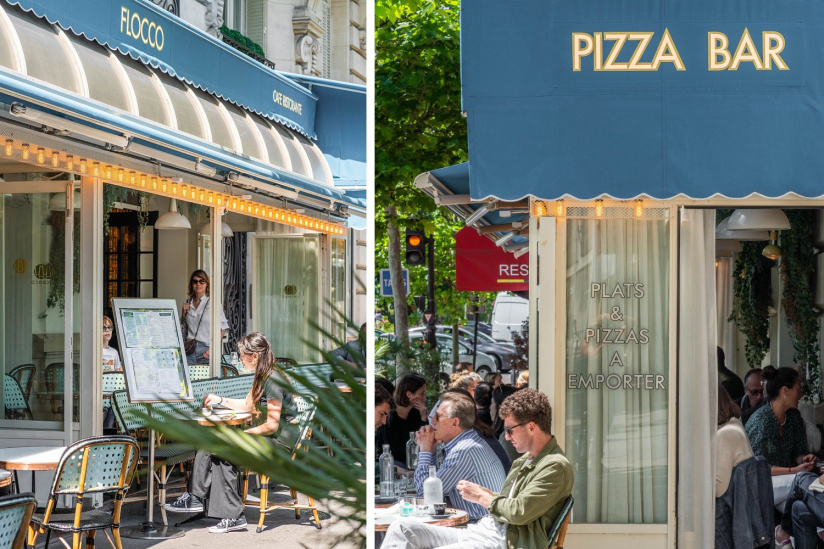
[414,392,506,520]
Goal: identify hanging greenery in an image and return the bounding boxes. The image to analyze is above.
[780,209,821,403]
[102,184,151,234]
[729,241,772,368]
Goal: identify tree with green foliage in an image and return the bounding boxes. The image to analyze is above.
[376,0,473,375]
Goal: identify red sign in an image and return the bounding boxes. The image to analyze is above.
[455,226,529,291]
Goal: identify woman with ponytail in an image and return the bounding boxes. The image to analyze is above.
[164,332,294,534]
[746,366,817,516]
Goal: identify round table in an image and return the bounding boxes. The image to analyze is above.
[0,469,12,488]
[194,411,252,427]
[0,446,67,494]
[373,505,468,533]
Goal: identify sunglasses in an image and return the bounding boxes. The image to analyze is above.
[103,326,113,332]
[192,279,206,285]
[503,422,528,436]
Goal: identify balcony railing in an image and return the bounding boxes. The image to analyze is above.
[221,34,276,70]
[148,0,179,15]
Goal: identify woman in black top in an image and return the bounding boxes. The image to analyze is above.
[165,332,293,533]
[474,383,494,428]
[383,372,428,466]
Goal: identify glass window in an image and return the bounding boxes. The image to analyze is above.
[564,218,670,524]
[0,191,76,426]
[104,206,158,306]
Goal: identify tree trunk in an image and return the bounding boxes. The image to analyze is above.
[387,206,411,376]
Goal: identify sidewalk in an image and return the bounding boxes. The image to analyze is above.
[29,486,364,549]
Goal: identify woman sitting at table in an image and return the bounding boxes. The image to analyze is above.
[746,366,817,511]
[164,331,294,534]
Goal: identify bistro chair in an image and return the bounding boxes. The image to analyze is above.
[43,363,79,418]
[275,357,297,369]
[187,364,211,381]
[7,365,35,403]
[548,495,573,549]
[3,375,32,420]
[101,372,126,415]
[0,492,36,549]
[28,435,138,549]
[220,363,239,377]
[242,394,321,531]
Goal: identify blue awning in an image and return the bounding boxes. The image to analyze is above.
[459,0,824,201]
[283,74,366,189]
[6,0,317,138]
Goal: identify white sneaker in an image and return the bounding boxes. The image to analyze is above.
[208,515,247,533]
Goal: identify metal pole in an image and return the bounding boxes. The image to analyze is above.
[426,235,436,349]
[472,310,479,371]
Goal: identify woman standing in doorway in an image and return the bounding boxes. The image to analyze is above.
[182,270,229,365]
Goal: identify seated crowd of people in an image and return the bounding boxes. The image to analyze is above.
[375,365,572,548]
[716,361,824,549]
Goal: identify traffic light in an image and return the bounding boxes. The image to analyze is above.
[405,229,426,266]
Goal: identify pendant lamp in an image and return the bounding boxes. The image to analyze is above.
[200,218,234,238]
[154,198,191,230]
[715,217,769,241]
[727,209,790,231]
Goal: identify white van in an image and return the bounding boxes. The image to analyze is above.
[491,292,529,342]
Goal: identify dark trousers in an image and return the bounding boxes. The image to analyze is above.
[189,449,243,520]
[781,472,824,549]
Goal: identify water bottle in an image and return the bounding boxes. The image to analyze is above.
[405,432,419,469]
[435,442,445,468]
[379,444,394,497]
[422,465,443,506]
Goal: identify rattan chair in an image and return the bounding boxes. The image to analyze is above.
[28,435,138,549]
[43,363,79,418]
[242,394,320,532]
[548,495,573,549]
[3,375,32,420]
[0,493,36,549]
[7,365,35,403]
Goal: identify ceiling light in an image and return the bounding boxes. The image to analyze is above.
[762,231,782,260]
[9,103,129,148]
[48,190,81,211]
[715,217,770,241]
[154,199,191,230]
[727,209,790,231]
[200,219,234,238]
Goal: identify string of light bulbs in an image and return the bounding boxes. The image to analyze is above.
[1,136,346,235]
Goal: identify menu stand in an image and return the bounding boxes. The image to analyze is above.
[121,405,185,539]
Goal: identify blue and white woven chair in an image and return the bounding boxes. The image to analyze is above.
[7,365,35,403]
[3,375,32,420]
[28,435,138,549]
[0,493,36,549]
[548,495,573,549]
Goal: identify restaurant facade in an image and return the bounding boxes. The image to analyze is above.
[0,0,366,497]
[412,1,824,547]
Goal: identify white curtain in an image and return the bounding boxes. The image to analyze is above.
[565,218,669,523]
[716,257,736,370]
[254,236,320,363]
[677,208,717,548]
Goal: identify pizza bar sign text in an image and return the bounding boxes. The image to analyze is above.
[572,29,789,71]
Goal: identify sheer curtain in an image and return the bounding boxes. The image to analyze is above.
[715,257,736,370]
[254,236,320,363]
[565,217,669,523]
[677,208,716,548]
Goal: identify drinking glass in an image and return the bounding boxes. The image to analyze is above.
[230,352,239,366]
[399,498,414,517]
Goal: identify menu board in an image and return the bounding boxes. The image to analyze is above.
[111,298,193,403]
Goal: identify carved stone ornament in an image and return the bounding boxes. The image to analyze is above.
[295,34,320,75]
[149,0,179,15]
[202,0,225,38]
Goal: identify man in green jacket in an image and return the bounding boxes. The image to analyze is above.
[381,388,573,549]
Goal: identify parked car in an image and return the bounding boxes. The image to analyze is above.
[412,325,515,373]
[465,320,492,337]
[408,328,505,380]
[491,292,529,342]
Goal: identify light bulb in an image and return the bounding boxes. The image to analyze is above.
[65,155,74,171]
[634,199,644,218]
[151,177,158,190]
[199,190,205,201]
[50,151,59,167]
[105,165,112,179]
[117,168,124,182]
[3,139,12,157]
[140,175,146,188]
[129,171,136,185]
[20,144,29,161]
[595,200,604,217]
[36,147,45,164]
[92,162,100,176]
[554,200,564,217]
[79,158,87,173]
[208,192,214,204]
